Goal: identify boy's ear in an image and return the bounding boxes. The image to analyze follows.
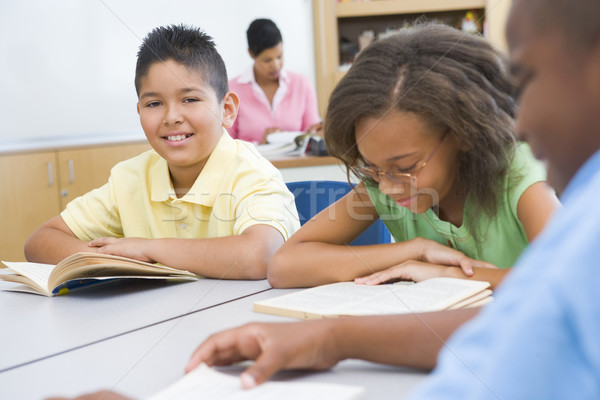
[136,102,140,116]
[221,91,239,128]
[248,48,256,60]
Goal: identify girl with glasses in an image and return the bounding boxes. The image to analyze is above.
[268,23,560,289]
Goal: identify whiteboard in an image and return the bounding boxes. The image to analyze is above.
[0,0,315,140]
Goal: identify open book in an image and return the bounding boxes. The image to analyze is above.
[253,278,492,319]
[255,131,312,158]
[149,363,364,400]
[255,141,300,158]
[0,252,199,296]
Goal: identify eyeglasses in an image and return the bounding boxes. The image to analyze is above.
[351,134,447,184]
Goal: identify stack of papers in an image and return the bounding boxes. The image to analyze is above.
[255,131,307,158]
[255,142,300,157]
[266,131,304,145]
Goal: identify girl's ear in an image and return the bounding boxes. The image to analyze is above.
[449,132,471,152]
[220,91,239,128]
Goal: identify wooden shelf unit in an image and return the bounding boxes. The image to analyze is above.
[336,0,486,17]
[312,0,512,116]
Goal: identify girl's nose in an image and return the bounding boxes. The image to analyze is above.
[377,176,411,197]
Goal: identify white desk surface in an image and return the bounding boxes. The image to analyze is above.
[0,278,270,372]
[0,289,427,399]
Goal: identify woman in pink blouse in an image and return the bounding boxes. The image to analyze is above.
[227,19,321,144]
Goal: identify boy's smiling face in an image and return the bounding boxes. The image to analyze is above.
[137,59,237,188]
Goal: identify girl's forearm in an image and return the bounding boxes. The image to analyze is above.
[268,239,425,288]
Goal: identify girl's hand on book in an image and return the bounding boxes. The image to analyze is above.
[186,320,342,389]
[413,238,497,276]
[355,261,452,285]
[89,237,153,263]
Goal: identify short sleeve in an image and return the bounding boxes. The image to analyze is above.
[230,166,299,240]
[60,177,124,241]
[506,142,548,219]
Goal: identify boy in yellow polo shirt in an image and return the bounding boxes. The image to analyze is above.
[24,25,300,279]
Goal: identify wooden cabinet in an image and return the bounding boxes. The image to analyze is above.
[312,0,512,116]
[0,142,150,262]
[0,152,61,263]
[55,143,151,209]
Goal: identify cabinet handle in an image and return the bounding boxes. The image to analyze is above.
[46,162,54,186]
[67,159,75,183]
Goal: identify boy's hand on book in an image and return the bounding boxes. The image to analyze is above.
[186,320,342,389]
[414,238,497,276]
[89,237,154,263]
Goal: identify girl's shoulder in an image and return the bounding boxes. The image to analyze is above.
[508,142,546,181]
[502,142,548,213]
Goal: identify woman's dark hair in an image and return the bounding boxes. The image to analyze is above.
[135,24,228,100]
[325,22,517,230]
[247,18,282,56]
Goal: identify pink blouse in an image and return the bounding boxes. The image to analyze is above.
[227,68,321,143]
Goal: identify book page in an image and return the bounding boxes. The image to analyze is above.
[2,283,51,295]
[254,278,490,318]
[1,261,54,293]
[455,293,494,309]
[448,289,493,310]
[255,142,301,158]
[344,278,489,314]
[56,252,191,274]
[1,254,200,296]
[255,283,389,315]
[149,364,364,400]
[51,252,198,289]
[265,131,303,144]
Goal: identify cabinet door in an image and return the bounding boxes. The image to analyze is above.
[56,143,151,209]
[0,152,60,262]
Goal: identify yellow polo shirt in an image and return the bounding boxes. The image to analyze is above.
[61,131,299,241]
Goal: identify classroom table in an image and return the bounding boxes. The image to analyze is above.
[0,288,427,399]
[0,277,270,373]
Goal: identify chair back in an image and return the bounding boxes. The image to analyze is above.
[286,180,391,245]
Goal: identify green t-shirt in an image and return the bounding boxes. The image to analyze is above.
[365,143,547,268]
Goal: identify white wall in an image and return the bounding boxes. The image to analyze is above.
[0,0,315,140]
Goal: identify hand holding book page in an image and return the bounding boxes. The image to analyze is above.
[149,363,364,400]
[253,278,492,319]
[0,252,199,296]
